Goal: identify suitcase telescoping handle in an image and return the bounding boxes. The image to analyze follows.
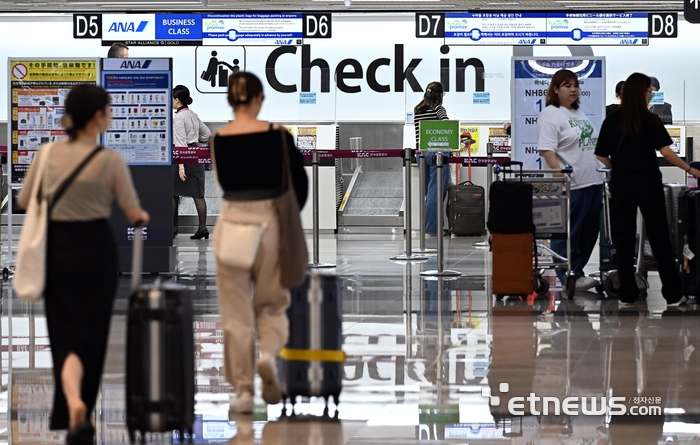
[130,221,146,291]
[501,161,524,182]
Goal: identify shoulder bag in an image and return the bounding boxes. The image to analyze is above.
[275,129,308,288]
[15,145,103,302]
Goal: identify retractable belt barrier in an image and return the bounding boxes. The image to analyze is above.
[173,145,511,271]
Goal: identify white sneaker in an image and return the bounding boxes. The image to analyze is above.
[230,391,253,415]
[574,276,597,292]
[258,354,282,405]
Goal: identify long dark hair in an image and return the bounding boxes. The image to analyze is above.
[414,81,444,114]
[227,72,264,107]
[61,85,110,141]
[620,73,655,135]
[545,70,580,110]
[173,85,193,106]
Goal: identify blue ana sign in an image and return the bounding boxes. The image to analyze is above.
[156,14,202,40]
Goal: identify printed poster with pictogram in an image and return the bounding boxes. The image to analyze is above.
[7,59,99,187]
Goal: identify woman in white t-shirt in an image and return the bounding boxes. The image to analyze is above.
[537,69,605,292]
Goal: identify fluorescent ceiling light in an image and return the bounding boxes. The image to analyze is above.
[487,2,519,4]
[557,0,681,2]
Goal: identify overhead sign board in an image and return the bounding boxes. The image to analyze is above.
[155,14,203,41]
[445,13,547,46]
[686,0,700,24]
[546,13,648,45]
[202,13,303,46]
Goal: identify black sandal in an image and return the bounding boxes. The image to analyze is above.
[66,421,95,445]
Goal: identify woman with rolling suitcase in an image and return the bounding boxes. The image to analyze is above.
[595,72,699,306]
[17,85,149,444]
[210,72,308,414]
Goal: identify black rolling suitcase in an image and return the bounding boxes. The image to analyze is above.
[487,162,534,234]
[446,180,485,236]
[279,274,345,409]
[679,189,700,298]
[126,227,195,441]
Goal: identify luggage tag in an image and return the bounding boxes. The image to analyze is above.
[684,244,695,261]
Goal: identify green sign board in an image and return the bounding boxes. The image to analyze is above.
[419,404,460,424]
[419,120,460,151]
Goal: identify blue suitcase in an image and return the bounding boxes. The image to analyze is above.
[279,274,345,410]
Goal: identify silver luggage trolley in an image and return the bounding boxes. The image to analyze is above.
[494,165,577,299]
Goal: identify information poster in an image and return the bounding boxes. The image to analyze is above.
[458,125,479,156]
[511,57,605,170]
[445,13,547,46]
[101,58,172,165]
[296,126,318,149]
[546,13,648,46]
[11,370,64,445]
[488,127,511,153]
[202,13,303,46]
[664,126,685,157]
[8,59,98,184]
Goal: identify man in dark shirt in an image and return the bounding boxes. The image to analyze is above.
[648,77,672,124]
[606,81,624,117]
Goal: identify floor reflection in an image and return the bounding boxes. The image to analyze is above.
[5,234,700,444]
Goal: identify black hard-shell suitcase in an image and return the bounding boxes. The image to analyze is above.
[446,180,485,236]
[487,162,534,234]
[664,183,687,258]
[279,274,344,408]
[679,190,700,298]
[126,227,195,441]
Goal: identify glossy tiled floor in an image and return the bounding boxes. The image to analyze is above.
[4,231,700,445]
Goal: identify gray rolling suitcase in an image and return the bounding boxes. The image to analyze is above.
[446,180,486,236]
[126,227,195,442]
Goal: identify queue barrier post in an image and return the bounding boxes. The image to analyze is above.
[420,152,461,278]
[308,149,336,269]
[391,147,428,262]
[473,142,494,248]
[413,150,437,255]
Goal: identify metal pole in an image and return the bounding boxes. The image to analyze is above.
[473,143,493,248]
[308,150,335,269]
[391,147,427,261]
[413,151,437,255]
[421,152,461,278]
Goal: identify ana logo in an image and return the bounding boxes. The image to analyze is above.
[620,39,638,44]
[518,39,537,44]
[274,39,294,45]
[108,21,149,33]
[119,60,152,69]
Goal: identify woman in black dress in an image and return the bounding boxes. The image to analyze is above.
[18,85,149,443]
[172,85,211,239]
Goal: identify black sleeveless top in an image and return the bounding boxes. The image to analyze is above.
[212,127,308,209]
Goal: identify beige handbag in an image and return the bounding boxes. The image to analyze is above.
[214,220,267,269]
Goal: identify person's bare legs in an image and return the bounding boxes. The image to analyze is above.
[61,353,87,430]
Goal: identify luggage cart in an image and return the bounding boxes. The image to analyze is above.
[597,168,648,298]
[494,165,576,299]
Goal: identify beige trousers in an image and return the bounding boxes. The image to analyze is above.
[214,199,290,394]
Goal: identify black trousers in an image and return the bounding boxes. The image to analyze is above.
[610,181,682,303]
